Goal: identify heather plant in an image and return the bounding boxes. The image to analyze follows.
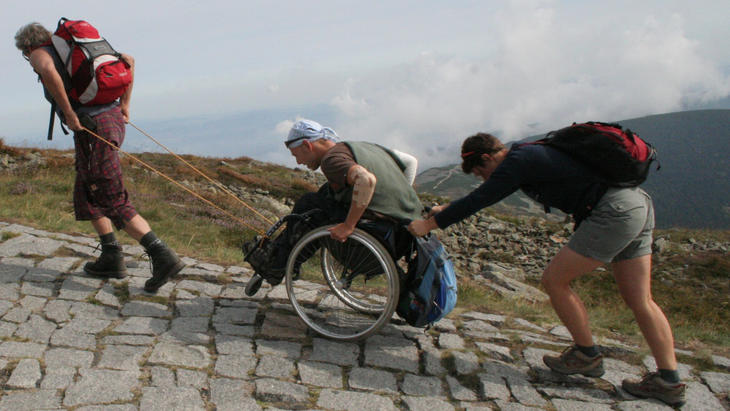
[9,181,33,195]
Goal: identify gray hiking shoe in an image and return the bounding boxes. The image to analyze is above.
[543,345,605,377]
[622,371,686,407]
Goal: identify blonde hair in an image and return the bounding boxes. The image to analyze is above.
[14,22,52,52]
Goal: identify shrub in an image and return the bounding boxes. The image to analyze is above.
[217,167,272,190]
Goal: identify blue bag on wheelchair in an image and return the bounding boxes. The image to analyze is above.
[397,234,457,327]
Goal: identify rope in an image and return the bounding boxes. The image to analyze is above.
[128,122,274,226]
[80,126,267,235]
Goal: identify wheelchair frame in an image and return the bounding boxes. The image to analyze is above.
[248,211,403,341]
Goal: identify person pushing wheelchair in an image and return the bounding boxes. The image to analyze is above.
[242,119,422,296]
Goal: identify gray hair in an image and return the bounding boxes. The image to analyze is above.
[14,22,51,52]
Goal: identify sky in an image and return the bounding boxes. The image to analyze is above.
[2,0,730,171]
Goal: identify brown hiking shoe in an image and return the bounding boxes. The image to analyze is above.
[543,345,605,377]
[622,371,686,407]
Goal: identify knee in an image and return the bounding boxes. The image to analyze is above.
[540,266,576,295]
[620,293,652,313]
[540,271,561,293]
[292,192,322,212]
[296,191,321,205]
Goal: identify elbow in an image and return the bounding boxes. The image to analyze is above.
[121,54,135,68]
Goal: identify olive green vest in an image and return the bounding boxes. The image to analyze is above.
[330,141,422,222]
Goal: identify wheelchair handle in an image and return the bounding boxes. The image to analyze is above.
[397,206,435,228]
[397,218,412,228]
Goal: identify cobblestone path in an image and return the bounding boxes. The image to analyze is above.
[0,222,728,410]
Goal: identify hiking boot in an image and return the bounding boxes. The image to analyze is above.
[242,235,263,258]
[543,345,605,377]
[84,244,127,279]
[267,267,285,285]
[143,242,185,292]
[242,236,271,274]
[245,247,285,283]
[245,245,270,273]
[243,236,285,287]
[622,372,687,407]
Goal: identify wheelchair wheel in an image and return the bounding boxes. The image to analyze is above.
[285,225,399,341]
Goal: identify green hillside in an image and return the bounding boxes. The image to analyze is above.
[621,110,730,229]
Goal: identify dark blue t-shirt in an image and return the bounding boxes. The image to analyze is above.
[434,143,605,228]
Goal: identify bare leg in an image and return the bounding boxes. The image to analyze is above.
[120,214,152,242]
[541,245,604,346]
[90,215,151,243]
[613,254,677,370]
[90,217,114,236]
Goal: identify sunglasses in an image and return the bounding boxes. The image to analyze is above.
[284,136,309,148]
[22,50,30,61]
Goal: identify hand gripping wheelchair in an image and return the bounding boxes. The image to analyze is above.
[242,209,412,341]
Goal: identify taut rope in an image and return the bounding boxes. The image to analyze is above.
[128,122,274,226]
[81,125,269,235]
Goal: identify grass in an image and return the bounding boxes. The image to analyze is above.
[1,231,21,242]
[1,143,729,358]
[566,250,730,355]
[112,282,131,305]
[0,147,318,266]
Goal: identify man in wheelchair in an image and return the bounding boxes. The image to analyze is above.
[242,119,422,296]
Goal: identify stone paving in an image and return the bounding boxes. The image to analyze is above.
[0,221,728,411]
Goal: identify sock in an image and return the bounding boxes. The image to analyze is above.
[576,344,601,358]
[139,231,163,249]
[658,368,680,384]
[99,232,119,247]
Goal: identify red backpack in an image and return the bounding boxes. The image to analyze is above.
[50,18,132,106]
[527,121,659,187]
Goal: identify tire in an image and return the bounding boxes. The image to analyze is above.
[285,225,399,341]
[244,274,264,296]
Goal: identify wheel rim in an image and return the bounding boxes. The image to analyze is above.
[321,247,386,314]
[286,226,399,341]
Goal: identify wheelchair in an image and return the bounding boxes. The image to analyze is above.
[243,210,410,342]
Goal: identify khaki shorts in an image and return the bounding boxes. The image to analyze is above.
[568,187,654,263]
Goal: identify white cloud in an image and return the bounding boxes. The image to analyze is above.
[3,0,729,174]
[275,119,296,135]
[323,2,730,170]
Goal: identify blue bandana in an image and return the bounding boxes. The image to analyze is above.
[285,119,339,148]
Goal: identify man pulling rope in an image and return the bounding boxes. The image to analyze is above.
[15,21,184,292]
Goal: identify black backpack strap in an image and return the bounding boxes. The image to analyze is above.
[47,99,69,140]
[47,101,56,141]
[572,183,610,231]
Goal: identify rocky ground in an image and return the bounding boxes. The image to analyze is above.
[0,221,729,410]
[439,212,730,304]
